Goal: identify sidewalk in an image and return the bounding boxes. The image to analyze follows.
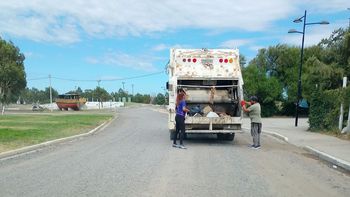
[243,117,350,172]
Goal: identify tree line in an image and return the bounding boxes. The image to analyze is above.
[17,86,168,105]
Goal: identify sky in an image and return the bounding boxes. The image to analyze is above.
[0,0,349,95]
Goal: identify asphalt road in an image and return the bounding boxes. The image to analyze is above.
[0,106,349,197]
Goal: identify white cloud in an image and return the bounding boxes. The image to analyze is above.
[152,44,168,51]
[86,51,158,71]
[23,51,44,59]
[85,57,99,64]
[294,0,350,13]
[0,0,348,44]
[219,39,252,48]
[24,52,34,57]
[0,0,294,44]
[249,45,265,52]
[152,44,187,51]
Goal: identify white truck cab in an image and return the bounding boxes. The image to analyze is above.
[167,48,243,141]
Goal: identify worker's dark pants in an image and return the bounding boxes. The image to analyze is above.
[174,114,185,145]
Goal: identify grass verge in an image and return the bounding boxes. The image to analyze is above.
[312,129,350,141]
[0,113,113,153]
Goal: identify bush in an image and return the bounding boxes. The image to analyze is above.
[309,88,341,130]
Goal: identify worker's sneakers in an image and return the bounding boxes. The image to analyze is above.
[254,145,261,149]
[250,145,261,149]
[172,143,187,149]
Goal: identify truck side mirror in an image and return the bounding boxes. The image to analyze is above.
[166,82,173,91]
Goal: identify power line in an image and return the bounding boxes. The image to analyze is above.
[51,76,96,82]
[27,71,165,82]
[103,71,164,81]
[27,76,49,81]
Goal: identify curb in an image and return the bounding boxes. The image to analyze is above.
[243,126,350,173]
[262,130,289,142]
[304,146,350,172]
[242,127,289,142]
[0,116,116,160]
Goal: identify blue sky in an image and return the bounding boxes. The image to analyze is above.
[0,0,349,95]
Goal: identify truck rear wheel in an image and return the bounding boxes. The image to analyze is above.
[224,133,235,141]
[217,133,224,140]
[217,133,235,141]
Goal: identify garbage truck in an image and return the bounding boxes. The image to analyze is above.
[166,48,243,141]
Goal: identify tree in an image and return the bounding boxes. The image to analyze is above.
[76,87,83,95]
[153,93,166,105]
[93,87,111,108]
[110,88,129,101]
[242,64,283,116]
[66,87,83,95]
[239,54,247,67]
[82,89,94,101]
[305,28,350,130]
[319,28,349,67]
[0,38,26,113]
[19,87,59,104]
[117,88,128,98]
[132,93,151,104]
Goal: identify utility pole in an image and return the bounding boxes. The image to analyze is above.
[122,82,125,91]
[97,80,101,87]
[132,84,134,96]
[348,8,350,29]
[339,77,347,130]
[49,74,53,111]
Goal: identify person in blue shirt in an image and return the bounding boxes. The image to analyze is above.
[173,88,189,149]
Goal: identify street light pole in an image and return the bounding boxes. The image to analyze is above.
[295,10,307,127]
[288,10,329,127]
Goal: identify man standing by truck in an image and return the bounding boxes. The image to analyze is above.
[241,96,262,149]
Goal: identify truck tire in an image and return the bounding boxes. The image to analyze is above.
[217,133,235,141]
[224,133,235,141]
[217,133,225,140]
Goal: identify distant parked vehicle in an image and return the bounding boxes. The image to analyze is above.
[55,94,87,111]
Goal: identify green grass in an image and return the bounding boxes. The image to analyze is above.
[0,113,113,153]
[318,129,350,141]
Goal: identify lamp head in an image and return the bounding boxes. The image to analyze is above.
[293,18,303,23]
[319,21,330,25]
[288,29,302,34]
